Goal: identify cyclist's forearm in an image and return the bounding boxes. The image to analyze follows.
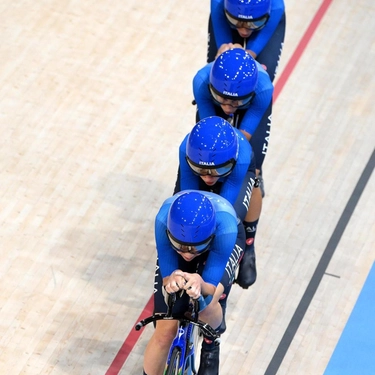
[201,281,216,297]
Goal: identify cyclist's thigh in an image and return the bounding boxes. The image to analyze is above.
[212,282,225,303]
[173,166,181,195]
[250,101,272,171]
[154,319,179,340]
[256,12,286,82]
[233,167,256,221]
[207,15,217,63]
[221,222,245,295]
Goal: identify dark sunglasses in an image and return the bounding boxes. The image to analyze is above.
[167,230,215,255]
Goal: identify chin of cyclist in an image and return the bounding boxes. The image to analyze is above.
[208,0,286,82]
[143,190,245,375]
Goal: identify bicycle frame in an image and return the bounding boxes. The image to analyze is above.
[164,316,198,375]
[135,295,220,375]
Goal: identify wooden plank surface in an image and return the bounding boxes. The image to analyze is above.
[0,0,374,374]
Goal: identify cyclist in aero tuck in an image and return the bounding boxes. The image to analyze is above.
[207,0,286,83]
[174,115,257,288]
[142,190,245,375]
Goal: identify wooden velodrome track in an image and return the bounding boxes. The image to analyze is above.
[0,0,374,374]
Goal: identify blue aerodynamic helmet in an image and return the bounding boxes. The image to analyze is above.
[186,116,239,178]
[210,48,258,108]
[167,191,216,253]
[224,0,271,30]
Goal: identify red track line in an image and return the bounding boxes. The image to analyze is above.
[105,295,154,375]
[105,0,333,373]
[273,0,333,102]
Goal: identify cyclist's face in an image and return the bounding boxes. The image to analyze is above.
[168,231,214,259]
[211,92,244,114]
[210,85,254,114]
[220,102,238,115]
[212,94,242,113]
[237,27,253,38]
[200,175,220,186]
[225,12,269,35]
[177,250,199,261]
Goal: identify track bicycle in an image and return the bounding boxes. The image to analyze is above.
[135,292,220,375]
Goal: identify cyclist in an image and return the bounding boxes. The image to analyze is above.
[174,116,257,289]
[192,48,274,280]
[193,48,273,175]
[142,190,245,375]
[207,0,286,82]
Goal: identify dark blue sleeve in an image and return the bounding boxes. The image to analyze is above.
[193,64,218,120]
[201,211,238,287]
[179,136,201,191]
[239,69,274,135]
[155,205,180,278]
[246,0,285,55]
[210,0,233,48]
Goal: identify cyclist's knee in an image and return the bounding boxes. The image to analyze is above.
[153,321,178,346]
[213,283,225,303]
[199,288,224,319]
[153,331,175,348]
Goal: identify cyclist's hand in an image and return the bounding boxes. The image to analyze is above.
[174,271,202,299]
[215,43,244,59]
[164,270,186,294]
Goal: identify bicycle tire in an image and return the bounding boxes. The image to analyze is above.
[191,327,202,374]
[165,347,182,375]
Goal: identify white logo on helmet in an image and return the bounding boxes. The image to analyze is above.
[199,161,215,166]
[223,91,238,97]
[238,14,254,20]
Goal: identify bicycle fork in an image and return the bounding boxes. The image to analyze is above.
[164,321,197,375]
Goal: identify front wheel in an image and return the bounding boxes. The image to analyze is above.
[165,347,182,375]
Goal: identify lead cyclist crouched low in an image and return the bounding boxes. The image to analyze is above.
[142,190,245,375]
